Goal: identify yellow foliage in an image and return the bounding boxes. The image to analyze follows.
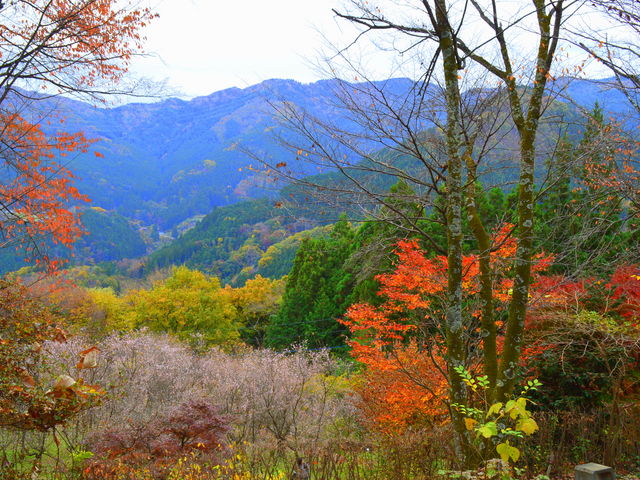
[464,417,478,431]
[225,275,285,326]
[124,266,242,346]
[86,287,132,332]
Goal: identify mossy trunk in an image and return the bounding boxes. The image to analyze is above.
[435,0,476,466]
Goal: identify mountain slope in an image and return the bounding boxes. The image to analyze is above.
[44,79,385,228]
[40,76,633,229]
[0,77,632,275]
[141,77,636,283]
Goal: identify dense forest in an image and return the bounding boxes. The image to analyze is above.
[1,1,640,480]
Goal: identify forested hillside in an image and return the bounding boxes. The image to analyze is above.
[0,76,631,275]
[37,78,407,227]
[2,0,640,477]
[138,82,628,285]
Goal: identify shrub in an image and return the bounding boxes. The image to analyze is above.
[43,333,359,468]
[85,398,229,480]
[0,280,103,432]
[524,269,640,410]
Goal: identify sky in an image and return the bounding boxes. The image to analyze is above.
[131,0,352,98]
[130,0,617,100]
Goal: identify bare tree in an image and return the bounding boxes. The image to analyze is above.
[256,0,595,463]
[576,0,640,113]
[0,0,159,104]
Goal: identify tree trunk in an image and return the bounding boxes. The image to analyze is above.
[435,0,476,465]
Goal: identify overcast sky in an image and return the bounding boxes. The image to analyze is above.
[131,0,350,98]
[130,0,615,100]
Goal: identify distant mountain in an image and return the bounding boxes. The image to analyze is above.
[139,77,637,283]
[555,77,637,117]
[38,76,634,229]
[73,207,148,263]
[38,78,413,230]
[0,207,147,275]
[0,76,634,275]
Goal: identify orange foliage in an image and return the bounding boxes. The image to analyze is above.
[26,274,95,327]
[531,265,640,326]
[607,265,640,324]
[0,112,91,272]
[341,225,554,433]
[0,0,156,91]
[370,225,552,314]
[0,0,156,273]
[354,340,449,434]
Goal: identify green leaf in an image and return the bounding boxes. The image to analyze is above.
[505,397,528,419]
[496,441,520,463]
[486,402,503,418]
[477,421,498,438]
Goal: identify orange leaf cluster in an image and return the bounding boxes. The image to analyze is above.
[0,0,158,273]
[1,0,157,90]
[341,225,554,433]
[372,226,553,313]
[0,112,91,273]
[356,340,449,434]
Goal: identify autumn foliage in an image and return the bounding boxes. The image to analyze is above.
[341,226,554,432]
[0,279,103,432]
[0,112,91,272]
[84,399,230,480]
[0,0,156,94]
[0,0,156,272]
[579,120,640,217]
[531,265,640,326]
[520,265,640,408]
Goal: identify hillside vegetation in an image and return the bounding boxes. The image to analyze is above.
[1,0,640,475]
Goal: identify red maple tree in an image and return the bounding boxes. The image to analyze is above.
[0,0,157,274]
[341,226,554,432]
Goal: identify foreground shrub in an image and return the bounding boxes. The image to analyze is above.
[0,280,104,432]
[524,269,640,410]
[42,333,359,466]
[85,398,229,480]
[519,406,640,474]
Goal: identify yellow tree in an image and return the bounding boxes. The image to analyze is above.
[124,266,242,346]
[225,275,285,346]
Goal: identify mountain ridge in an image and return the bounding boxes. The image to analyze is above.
[0,76,633,274]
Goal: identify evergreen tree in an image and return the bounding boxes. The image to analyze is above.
[347,180,425,304]
[266,214,355,349]
[535,104,637,275]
